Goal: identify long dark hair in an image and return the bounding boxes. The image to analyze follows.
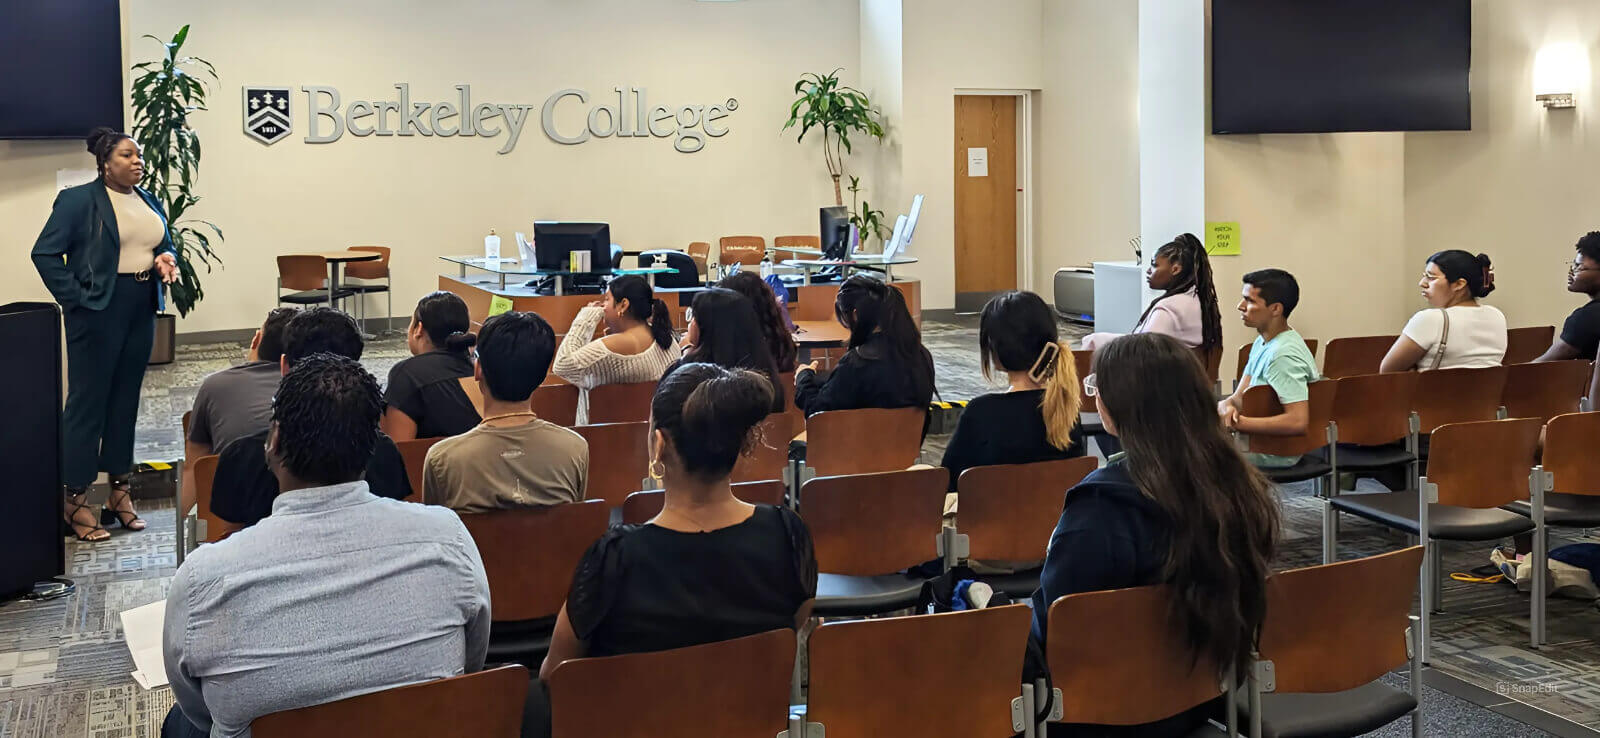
[1428,249,1496,299]
[1136,233,1222,351]
[835,275,933,397]
[1092,333,1279,680]
[412,291,476,354]
[686,288,784,410]
[718,270,798,372]
[979,291,1080,450]
[609,275,675,350]
[86,127,133,177]
[651,363,774,483]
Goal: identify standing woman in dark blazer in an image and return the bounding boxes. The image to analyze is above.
[31,128,180,541]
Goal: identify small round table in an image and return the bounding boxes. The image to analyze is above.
[793,320,850,363]
[305,250,382,310]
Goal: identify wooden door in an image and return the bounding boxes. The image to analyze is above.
[954,95,1018,309]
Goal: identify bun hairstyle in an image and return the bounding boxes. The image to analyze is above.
[834,275,934,400]
[1138,233,1223,351]
[978,291,1080,450]
[1427,249,1495,299]
[608,275,675,350]
[86,126,133,176]
[412,291,476,353]
[652,363,775,482]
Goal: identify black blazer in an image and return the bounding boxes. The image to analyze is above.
[30,178,176,312]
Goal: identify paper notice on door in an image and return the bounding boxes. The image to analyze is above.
[967,147,988,177]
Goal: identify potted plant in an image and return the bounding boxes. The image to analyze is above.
[846,176,891,252]
[783,68,885,206]
[131,25,222,361]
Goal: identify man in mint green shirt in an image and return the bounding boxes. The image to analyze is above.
[1217,269,1319,467]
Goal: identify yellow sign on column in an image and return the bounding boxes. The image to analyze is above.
[1206,221,1241,256]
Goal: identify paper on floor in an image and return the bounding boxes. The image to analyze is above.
[120,600,168,689]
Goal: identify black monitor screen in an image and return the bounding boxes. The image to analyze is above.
[819,207,850,260]
[0,0,125,139]
[533,222,611,273]
[1212,0,1470,134]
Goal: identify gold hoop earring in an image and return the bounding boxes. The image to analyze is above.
[650,459,666,480]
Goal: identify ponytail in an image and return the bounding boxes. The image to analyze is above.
[835,275,933,398]
[443,331,477,352]
[412,291,473,354]
[1033,341,1081,450]
[649,298,674,350]
[1138,233,1223,351]
[978,291,1081,450]
[607,275,676,349]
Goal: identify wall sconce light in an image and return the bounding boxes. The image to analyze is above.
[1534,43,1587,109]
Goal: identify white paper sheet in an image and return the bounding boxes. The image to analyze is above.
[966,147,988,177]
[120,600,169,689]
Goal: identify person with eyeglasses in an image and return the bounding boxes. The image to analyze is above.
[1535,232,1600,365]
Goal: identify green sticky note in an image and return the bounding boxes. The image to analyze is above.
[488,295,514,317]
[1206,221,1241,256]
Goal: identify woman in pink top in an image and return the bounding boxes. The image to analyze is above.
[1082,233,1223,354]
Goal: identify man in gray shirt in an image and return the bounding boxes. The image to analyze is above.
[185,307,297,457]
[162,353,491,738]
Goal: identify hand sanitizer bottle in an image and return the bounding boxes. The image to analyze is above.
[484,229,501,261]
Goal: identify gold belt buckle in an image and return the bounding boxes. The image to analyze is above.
[134,270,151,282]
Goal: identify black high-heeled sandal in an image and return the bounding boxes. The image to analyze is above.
[64,493,110,542]
[102,479,147,531]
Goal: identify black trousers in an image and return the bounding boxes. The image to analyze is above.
[161,705,207,738]
[62,275,155,489]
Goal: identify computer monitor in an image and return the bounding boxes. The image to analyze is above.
[533,222,611,273]
[819,206,851,260]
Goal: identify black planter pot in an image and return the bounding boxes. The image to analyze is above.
[149,313,176,365]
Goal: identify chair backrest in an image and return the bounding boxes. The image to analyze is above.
[344,245,391,280]
[1504,325,1556,365]
[457,376,485,415]
[1072,348,1094,391]
[956,457,1097,562]
[586,380,657,424]
[252,664,528,738]
[1258,547,1424,694]
[457,500,609,621]
[572,421,650,507]
[191,454,241,543]
[686,241,711,275]
[805,407,926,477]
[807,605,1032,737]
[1427,418,1541,508]
[548,629,795,738]
[1236,338,1319,382]
[718,235,767,265]
[639,250,700,289]
[620,480,788,525]
[395,437,443,504]
[1237,379,1337,457]
[1412,365,1508,433]
[801,467,946,575]
[1193,344,1223,385]
[773,234,819,262]
[1322,335,1398,379]
[730,414,792,483]
[776,370,804,440]
[531,383,581,427]
[1500,360,1591,424]
[1543,412,1600,496]
[276,255,328,291]
[1330,372,1419,446]
[1047,585,1223,726]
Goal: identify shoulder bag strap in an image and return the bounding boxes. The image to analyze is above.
[1430,307,1451,371]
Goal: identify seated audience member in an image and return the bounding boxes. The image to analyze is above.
[211,308,410,528]
[527,364,816,737]
[187,308,297,459]
[161,353,490,738]
[718,270,799,372]
[1081,233,1223,354]
[424,311,587,512]
[672,287,785,412]
[1217,269,1319,468]
[1380,250,1506,372]
[383,291,482,441]
[1536,231,1600,363]
[1032,333,1277,737]
[941,291,1084,492]
[552,274,682,423]
[794,274,935,416]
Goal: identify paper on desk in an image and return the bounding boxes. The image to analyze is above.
[121,600,169,689]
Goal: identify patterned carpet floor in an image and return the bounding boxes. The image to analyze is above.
[3,315,1598,736]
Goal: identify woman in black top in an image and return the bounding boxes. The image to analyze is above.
[794,274,935,415]
[671,288,785,412]
[1032,334,1278,737]
[382,291,482,441]
[941,291,1084,491]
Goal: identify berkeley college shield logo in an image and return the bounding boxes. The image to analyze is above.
[243,87,292,145]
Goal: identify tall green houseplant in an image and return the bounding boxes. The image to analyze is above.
[131,25,221,316]
[783,69,885,206]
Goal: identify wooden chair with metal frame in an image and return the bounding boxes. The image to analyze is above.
[948,456,1099,597]
[773,234,820,263]
[1410,366,1509,467]
[1235,339,1320,387]
[730,414,792,484]
[394,437,442,504]
[343,245,393,335]
[1498,360,1591,424]
[251,664,528,738]
[800,467,946,618]
[1321,335,1398,379]
[458,500,609,667]
[798,406,925,480]
[1233,380,1338,486]
[620,480,787,525]
[686,241,711,277]
[1243,546,1426,738]
[1316,372,1421,563]
[189,454,241,544]
[718,235,767,266]
[794,605,1036,738]
[276,254,354,308]
[572,421,650,508]
[548,629,795,738]
[1327,418,1542,657]
[1503,412,1600,646]
[586,380,657,424]
[1504,325,1556,365]
[530,382,581,427]
[1195,344,1224,387]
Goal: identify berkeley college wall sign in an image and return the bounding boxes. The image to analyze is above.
[242,84,737,154]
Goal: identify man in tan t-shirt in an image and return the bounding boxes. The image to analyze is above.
[424,311,587,512]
